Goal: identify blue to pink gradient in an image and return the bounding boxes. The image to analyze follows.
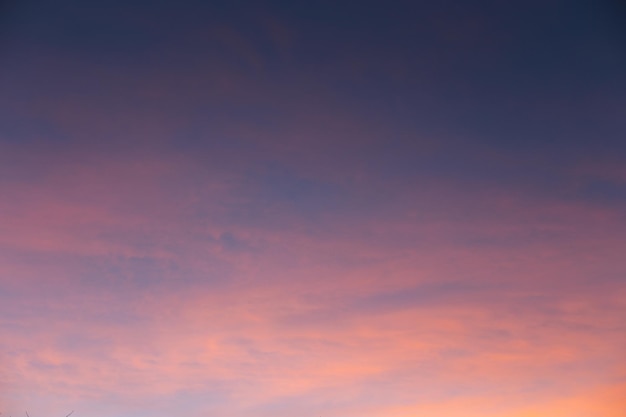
[1,1,625,416]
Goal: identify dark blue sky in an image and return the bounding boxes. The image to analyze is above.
[3,0,625,211]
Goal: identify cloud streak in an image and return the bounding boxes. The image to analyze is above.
[1,143,624,416]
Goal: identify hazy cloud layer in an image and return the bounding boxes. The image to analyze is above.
[1,1,625,416]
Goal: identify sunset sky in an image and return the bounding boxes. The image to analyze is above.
[1,1,625,416]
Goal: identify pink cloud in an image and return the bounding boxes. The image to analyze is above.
[1,139,624,417]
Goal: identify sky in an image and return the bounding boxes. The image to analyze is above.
[0,0,625,416]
